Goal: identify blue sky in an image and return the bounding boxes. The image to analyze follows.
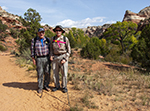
[0,0,150,28]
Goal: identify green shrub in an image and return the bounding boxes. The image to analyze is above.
[0,20,8,33]
[131,24,150,71]
[10,28,19,38]
[104,46,120,62]
[80,37,101,59]
[0,44,7,51]
[21,48,32,61]
[0,33,8,41]
[81,42,101,59]
[105,46,132,64]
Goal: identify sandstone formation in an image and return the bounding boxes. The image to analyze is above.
[123,6,150,24]
[137,17,150,31]
[83,24,111,38]
[0,6,23,29]
[59,24,111,38]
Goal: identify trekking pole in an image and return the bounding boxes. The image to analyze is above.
[63,64,71,107]
[67,86,70,107]
[40,91,43,98]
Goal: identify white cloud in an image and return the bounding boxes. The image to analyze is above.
[1,6,8,10]
[56,17,105,28]
[105,20,116,24]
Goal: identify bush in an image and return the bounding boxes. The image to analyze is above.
[10,28,19,38]
[80,37,109,59]
[0,20,8,33]
[0,44,7,51]
[104,46,120,62]
[81,42,101,59]
[131,24,150,71]
[0,33,8,41]
[21,48,32,61]
[104,45,132,64]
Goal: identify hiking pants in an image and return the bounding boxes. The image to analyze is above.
[36,56,50,89]
[52,54,68,88]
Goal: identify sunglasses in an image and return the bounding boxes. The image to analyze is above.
[55,30,62,32]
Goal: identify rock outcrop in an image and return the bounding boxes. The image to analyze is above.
[0,6,23,29]
[61,24,111,38]
[83,24,111,37]
[137,17,150,31]
[123,6,150,24]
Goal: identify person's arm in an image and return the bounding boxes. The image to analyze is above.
[31,38,36,65]
[61,37,71,64]
[50,37,54,61]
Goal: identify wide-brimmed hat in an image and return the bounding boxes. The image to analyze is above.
[38,28,45,32]
[53,25,65,33]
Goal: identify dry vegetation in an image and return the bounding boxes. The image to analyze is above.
[66,49,150,111]
[14,49,150,111]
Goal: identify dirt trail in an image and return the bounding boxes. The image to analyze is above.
[0,53,70,111]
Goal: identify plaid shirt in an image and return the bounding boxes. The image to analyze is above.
[31,37,50,58]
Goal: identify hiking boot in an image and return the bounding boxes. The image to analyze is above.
[52,87,60,92]
[44,86,51,91]
[62,88,68,93]
[37,89,42,94]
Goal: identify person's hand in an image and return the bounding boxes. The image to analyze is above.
[32,58,36,65]
[61,59,66,64]
[50,56,54,61]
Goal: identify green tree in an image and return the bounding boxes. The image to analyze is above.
[65,30,76,48]
[45,29,55,38]
[18,8,42,52]
[70,27,89,48]
[99,38,109,56]
[131,24,150,71]
[103,21,138,54]
[24,8,42,24]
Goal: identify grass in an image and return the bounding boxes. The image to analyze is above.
[81,92,99,109]
[13,49,150,110]
[67,55,150,110]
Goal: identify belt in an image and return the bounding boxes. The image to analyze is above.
[54,53,66,56]
[37,55,49,58]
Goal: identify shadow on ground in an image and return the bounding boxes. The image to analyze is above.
[3,82,37,90]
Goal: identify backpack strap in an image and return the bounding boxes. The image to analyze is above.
[63,36,67,50]
[52,36,56,43]
[33,37,37,58]
[45,37,50,44]
[45,37,50,56]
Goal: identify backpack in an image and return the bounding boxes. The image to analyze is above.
[33,36,50,58]
[52,36,67,49]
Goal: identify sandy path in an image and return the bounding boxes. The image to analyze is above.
[0,54,70,111]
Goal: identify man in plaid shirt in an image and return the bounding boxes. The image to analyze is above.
[31,28,51,94]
